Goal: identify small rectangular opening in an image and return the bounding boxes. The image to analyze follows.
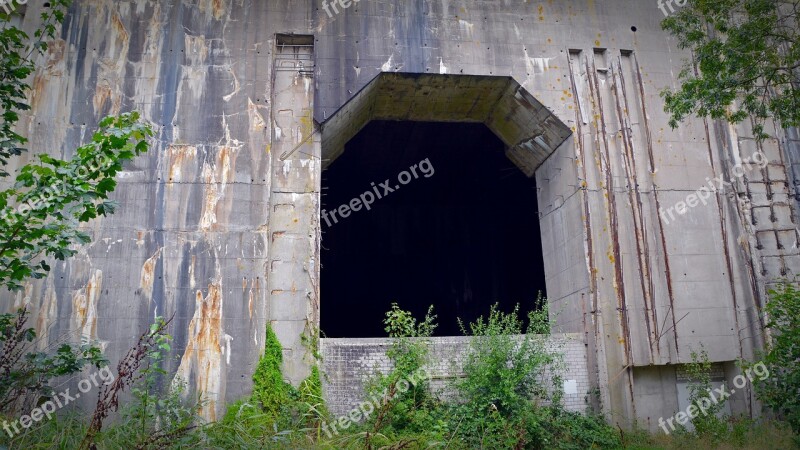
[276,33,314,47]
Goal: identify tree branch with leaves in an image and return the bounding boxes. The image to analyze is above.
[0,0,155,429]
[661,0,800,138]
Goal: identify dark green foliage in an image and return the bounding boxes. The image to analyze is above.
[0,5,156,448]
[456,303,556,418]
[359,301,623,450]
[0,308,107,415]
[660,0,800,138]
[685,347,728,439]
[360,304,444,446]
[0,1,154,291]
[532,407,623,450]
[0,0,71,176]
[0,112,154,291]
[252,324,293,418]
[450,302,593,449]
[750,282,800,439]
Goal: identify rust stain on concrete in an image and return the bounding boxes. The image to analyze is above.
[174,282,225,422]
[30,38,66,104]
[167,145,198,186]
[199,146,239,231]
[92,10,129,117]
[12,282,33,310]
[139,247,163,302]
[36,281,58,351]
[71,270,104,349]
[195,0,227,21]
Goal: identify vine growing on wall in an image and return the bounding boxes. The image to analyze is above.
[252,324,292,418]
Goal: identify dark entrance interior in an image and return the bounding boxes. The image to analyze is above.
[320,121,546,337]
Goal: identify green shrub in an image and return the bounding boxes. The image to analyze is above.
[456,303,556,416]
[360,304,446,446]
[685,347,728,439]
[541,407,622,450]
[450,303,558,447]
[448,301,622,449]
[751,282,800,440]
[252,324,293,419]
[206,328,329,448]
[0,308,106,416]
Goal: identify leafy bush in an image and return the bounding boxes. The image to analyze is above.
[456,303,557,416]
[451,303,557,448]
[447,301,622,449]
[359,304,445,446]
[205,326,331,448]
[0,308,106,416]
[252,324,293,420]
[752,282,800,439]
[685,347,728,439]
[539,407,623,450]
[660,0,800,137]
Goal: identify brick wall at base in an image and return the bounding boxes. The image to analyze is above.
[320,333,591,417]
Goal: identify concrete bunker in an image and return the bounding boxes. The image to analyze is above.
[318,73,572,337]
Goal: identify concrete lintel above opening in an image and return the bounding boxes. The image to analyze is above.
[320,73,572,176]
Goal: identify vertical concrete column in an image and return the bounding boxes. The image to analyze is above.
[267,35,320,385]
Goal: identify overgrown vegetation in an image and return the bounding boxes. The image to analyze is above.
[750,282,800,442]
[357,304,442,448]
[622,419,797,450]
[0,317,186,450]
[450,302,620,450]
[0,307,106,415]
[252,324,293,419]
[201,323,329,448]
[0,0,71,175]
[685,347,729,439]
[1,2,159,448]
[1,302,798,449]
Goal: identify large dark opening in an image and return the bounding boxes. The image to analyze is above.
[320,121,546,337]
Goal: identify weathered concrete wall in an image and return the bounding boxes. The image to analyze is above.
[2,0,795,428]
[320,334,590,417]
[7,0,317,421]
